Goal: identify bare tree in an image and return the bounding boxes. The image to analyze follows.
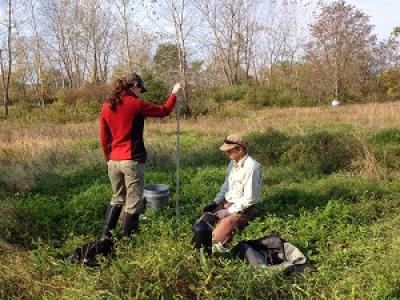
[253,1,306,90]
[164,0,192,114]
[149,0,197,114]
[385,27,400,69]
[79,0,115,82]
[69,0,85,86]
[306,0,376,102]
[116,0,134,70]
[41,0,75,87]
[1,0,13,117]
[28,0,45,107]
[192,0,262,86]
[112,0,154,78]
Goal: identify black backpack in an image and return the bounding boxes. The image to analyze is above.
[232,233,286,266]
[66,239,114,266]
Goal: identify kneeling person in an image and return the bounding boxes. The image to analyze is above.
[198,133,262,251]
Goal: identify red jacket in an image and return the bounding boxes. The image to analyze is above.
[100,91,177,162]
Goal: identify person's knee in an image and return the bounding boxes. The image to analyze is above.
[124,198,144,214]
[218,215,239,227]
[111,196,125,207]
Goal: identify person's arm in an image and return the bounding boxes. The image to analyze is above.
[227,164,262,214]
[140,94,177,117]
[99,115,112,161]
[140,83,181,117]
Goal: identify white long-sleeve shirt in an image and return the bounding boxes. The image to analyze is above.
[213,155,262,214]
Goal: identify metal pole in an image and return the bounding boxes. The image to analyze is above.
[176,92,180,220]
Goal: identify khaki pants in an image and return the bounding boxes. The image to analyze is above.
[198,202,258,245]
[107,160,145,214]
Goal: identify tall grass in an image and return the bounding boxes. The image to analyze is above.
[1,101,400,299]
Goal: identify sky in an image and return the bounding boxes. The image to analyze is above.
[332,0,400,39]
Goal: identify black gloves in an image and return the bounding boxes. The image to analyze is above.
[203,202,217,213]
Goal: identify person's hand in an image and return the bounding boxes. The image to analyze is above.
[203,202,217,213]
[172,83,181,94]
[215,209,232,219]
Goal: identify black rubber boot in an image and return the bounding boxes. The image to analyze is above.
[122,212,140,238]
[100,204,122,240]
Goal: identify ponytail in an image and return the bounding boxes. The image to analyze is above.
[106,78,134,111]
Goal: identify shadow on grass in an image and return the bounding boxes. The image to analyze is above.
[29,163,109,198]
[388,289,400,299]
[257,176,390,218]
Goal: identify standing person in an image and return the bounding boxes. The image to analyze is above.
[197,133,262,252]
[99,73,181,240]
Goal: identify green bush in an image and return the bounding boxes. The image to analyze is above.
[10,194,66,244]
[243,87,272,107]
[283,131,363,174]
[141,69,170,104]
[0,202,26,245]
[368,128,400,145]
[212,84,250,102]
[64,183,110,235]
[244,86,317,108]
[248,129,362,174]
[248,128,291,165]
[210,82,324,108]
[367,128,400,170]
[263,165,321,185]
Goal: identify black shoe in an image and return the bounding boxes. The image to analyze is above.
[100,204,122,240]
[122,212,139,238]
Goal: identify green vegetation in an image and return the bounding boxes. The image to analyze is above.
[1,105,400,299]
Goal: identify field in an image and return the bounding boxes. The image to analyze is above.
[1,101,400,299]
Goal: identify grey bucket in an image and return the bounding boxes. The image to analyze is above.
[144,184,170,210]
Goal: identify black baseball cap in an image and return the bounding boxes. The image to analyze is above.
[129,73,147,93]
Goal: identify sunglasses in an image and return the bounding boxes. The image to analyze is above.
[224,139,239,145]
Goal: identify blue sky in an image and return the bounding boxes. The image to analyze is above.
[335,0,400,39]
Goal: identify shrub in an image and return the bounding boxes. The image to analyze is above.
[248,128,291,165]
[141,70,169,104]
[54,83,109,107]
[63,183,110,235]
[283,131,363,174]
[368,128,400,145]
[243,87,271,107]
[8,194,67,245]
[263,165,321,185]
[244,86,316,108]
[0,202,26,245]
[249,129,363,174]
[212,84,250,102]
[367,128,400,170]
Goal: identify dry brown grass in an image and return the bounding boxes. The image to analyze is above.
[0,122,101,191]
[0,101,398,190]
[0,122,95,151]
[1,101,398,150]
[146,101,400,136]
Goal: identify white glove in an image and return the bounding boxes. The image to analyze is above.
[172,83,181,94]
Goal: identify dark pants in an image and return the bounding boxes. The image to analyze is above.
[197,202,258,245]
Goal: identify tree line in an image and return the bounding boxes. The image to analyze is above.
[0,0,399,117]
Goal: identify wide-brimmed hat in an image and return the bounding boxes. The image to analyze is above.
[219,133,248,152]
[129,73,147,93]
